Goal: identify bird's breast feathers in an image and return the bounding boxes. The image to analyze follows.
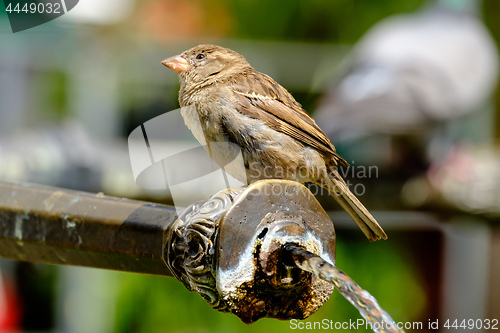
[180,98,326,184]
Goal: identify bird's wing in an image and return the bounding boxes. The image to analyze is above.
[230,71,348,167]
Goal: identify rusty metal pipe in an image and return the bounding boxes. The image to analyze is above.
[0,181,177,276]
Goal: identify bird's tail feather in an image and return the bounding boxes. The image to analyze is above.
[323,169,387,241]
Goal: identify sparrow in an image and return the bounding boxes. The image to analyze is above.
[161,44,387,241]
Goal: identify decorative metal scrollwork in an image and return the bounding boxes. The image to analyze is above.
[166,187,245,310]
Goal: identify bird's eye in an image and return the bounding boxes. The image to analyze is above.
[196,53,206,60]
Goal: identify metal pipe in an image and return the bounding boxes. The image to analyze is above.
[0,180,338,323]
[0,181,177,276]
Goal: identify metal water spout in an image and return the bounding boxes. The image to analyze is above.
[0,180,402,331]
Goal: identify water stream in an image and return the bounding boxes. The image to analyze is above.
[285,244,405,333]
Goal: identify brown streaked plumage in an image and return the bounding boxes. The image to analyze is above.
[161,44,387,241]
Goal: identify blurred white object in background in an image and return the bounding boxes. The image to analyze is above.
[403,144,500,216]
[315,0,499,139]
[61,0,135,25]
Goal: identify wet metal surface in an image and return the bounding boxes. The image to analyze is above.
[0,181,177,276]
[217,180,337,323]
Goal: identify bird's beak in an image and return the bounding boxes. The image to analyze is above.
[161,55,190,73]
